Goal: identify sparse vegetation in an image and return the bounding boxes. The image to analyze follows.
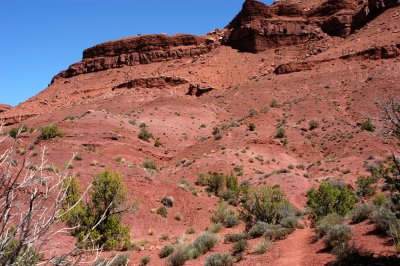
[36,124,64,142]
[143,160,157,171]
[159,245,175,258]
[360,119,375,132]
[204,253,234,266]
[307,180,356,220]
[63,171,133,251]
[275,127,286,139]
[138,126,153,141]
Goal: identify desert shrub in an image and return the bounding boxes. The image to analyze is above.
[0,236,40,265]
[140,255,151,265]
[249,123,256,131]
[37,124,64,142]
[249,221,269,238]
[192,233,218,255]
[373,194,388,207]
[356,175,376,197]
[263,224,293,241]
[224,233,247,243]
[275,127,286,138]
[9,125,28,139]
[307,180,356,220]
[208,223,223,233]
[64,171,132,251]
[138,127,153,141]
[232,239,248,255]
[224,214,240,228]
[314,213,343,239]
[167,248,187,266]
[211,201,239,228]
[186,227,196,234]
[361,119,375,132]
[241,185,298,228]
[143,160,157,170]
[351,203,375,223]
[323,224,352,250]
[106,254,130,266]
[309,120,319,130]
[185,245,201,260]
[371,207,398,233]
[157,206,168,218]
[225,174,239,192]
[161,196,174,208]
[270,99,279,108]
[253,240,273,255]
[206,173,225,195]
[159,245,175,258]
[204,253,234,266]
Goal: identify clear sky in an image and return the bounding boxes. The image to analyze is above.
[0,0,272,106]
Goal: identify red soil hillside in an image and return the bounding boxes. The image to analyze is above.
[1,0,400,265]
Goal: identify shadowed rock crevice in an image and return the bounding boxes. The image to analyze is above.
[186,84,214,97]
[112,76,188,91]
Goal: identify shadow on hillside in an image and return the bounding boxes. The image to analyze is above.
[326,253,400,266]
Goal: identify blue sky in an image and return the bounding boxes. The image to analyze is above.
[0,0,272,106]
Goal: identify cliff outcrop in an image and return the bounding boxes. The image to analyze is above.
[54,34,220,80]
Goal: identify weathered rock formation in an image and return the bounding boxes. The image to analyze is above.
[224,0,399,53]
[112,76,188,91]
[54,34,219,80]
[225,0,324,53]
[186,84,214,97]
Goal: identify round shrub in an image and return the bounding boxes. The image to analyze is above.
[351,203,375,224]
[323,224,352,250]
[315,213,343,239]
[307,180,356,220]
[204,253,234,266]
[159,245,174,258]
[223,215,240,228]
[232,239,248,255]
[192,233,218,255]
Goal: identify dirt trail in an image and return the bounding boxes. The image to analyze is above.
[270,227,315,266]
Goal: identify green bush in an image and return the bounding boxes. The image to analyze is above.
[224,233,247,243]
[371,207,398,233]
[143,160,157,171]
[275,127,286,138]
[111,254,130,266]
[140,255,151,265]
[351,203,375,224]
[223,214,240,228]
[361,119,375,132]
[323,224,352,250]
[37,124,64,142]
[373,194,388,207]
[309,120,319,130]
[356,175,376,197]
[204,253,234,266]
[249,221,269,238]
[138,127,153,141]
[307,180,356,220]
[249,123,256,131]
[206,173,225,195]
[241,185,298,228]
[208,223,223,233]
[9,125,28,139]
[0,236,40,265]
[159,245,175,258]
[314,213,343,239]
[263,224,293,241]
[157,206,168,218]
[167,248,187,266]
[253,240,273,254]
[211,201,239,228]
[186,227,196,234]
[232,239,248,255]
[192,233,218,255]
[63,171,131,251]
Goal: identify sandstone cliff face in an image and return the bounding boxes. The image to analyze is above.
[224,0,399,53]
[54,34,219,80]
